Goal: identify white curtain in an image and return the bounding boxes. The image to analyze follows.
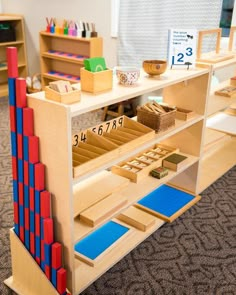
[118,0,223,67]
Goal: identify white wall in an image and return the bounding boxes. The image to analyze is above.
[2,0,118,75]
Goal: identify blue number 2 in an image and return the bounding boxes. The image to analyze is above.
[177,53,184,62]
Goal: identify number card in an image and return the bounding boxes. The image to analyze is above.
[168,29,197,69]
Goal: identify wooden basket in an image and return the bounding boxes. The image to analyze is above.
[137,105,176,132]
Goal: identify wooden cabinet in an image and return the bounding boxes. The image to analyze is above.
[39,32,103,88]
[198,58,236,192]
[6,66,211,294]
[0,14,27,97]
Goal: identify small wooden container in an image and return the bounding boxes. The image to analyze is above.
[175,107,195,121]
[137,105,176,132]
[45,86,81,104]
[80,67,113,94]
[230,76,236,86]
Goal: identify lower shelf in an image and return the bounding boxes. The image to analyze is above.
[199,136,236,193]
[74,217,165,293]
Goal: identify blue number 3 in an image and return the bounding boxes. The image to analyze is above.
[186,47,193,56]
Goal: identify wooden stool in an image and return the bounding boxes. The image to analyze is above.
[102,99,136,121]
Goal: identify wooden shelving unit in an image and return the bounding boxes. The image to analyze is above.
[6,67,211,294]
[0,14,28,97]
[198,58,236,193]
[39,32,103,88]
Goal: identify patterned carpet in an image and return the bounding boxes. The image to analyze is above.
[1,96,236,295]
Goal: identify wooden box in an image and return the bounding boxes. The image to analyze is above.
[111,144,178,183]
[215,86,236,98]
[80,67,113,94]
[45,86,81,104]
[175,107,195,121]
[162,153,188,172]
[72,116,155,178]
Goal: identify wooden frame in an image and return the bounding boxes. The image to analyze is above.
[228,26,236,51]
[197,28,234,63]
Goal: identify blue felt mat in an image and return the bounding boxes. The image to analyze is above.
[74,221,129,260]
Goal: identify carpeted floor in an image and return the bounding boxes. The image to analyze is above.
[1,96,236,295]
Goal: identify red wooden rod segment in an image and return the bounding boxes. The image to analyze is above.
[30,232,35,256]
[9,105,16,132]
[18,182,24,206]
[16,78,27,108]
[45,265,51,280]
[7,47,18,78]
[23,108,34,136]
[43,218,54,244]
[34,163,45,191]
[17,134,23,159]
[28,136,39,164]
[29,187,35,211]
[52,242,62,269]
[57,268,67,295]
[40,191,51,218]
[12,156,18,180]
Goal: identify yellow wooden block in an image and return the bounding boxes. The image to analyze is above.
[80,193,127,227]
[117,206,156,231]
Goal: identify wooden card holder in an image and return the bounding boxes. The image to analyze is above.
[111,144,178,183]
[72,116,155,178]
[45,86,81,104]
[80,67,113,94]
[215,85,236,97]
[197,28,234,63]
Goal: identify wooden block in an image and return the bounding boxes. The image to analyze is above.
[45,86,81,104]
[162,153,188,171]
[117,206,155,231]
[73,170,129,216]
[16,78,27,108]
[23,108,34,136]
[80,67,113,94]
[79,193,127,226]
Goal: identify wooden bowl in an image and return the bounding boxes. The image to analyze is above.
[143,60,167,76]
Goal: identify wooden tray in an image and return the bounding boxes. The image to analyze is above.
[111,144,178,183]
[72,116,155,178]
[45,86,81,104]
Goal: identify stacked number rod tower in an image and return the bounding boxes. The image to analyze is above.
[5,46,70,295]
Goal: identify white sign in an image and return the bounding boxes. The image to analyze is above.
[168,29,197,69]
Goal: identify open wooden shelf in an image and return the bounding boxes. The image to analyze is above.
[74,152,199,242]
[13,65,210,294]
[0,14,28,97]
[39,32,103,88]
[199,136,236,193]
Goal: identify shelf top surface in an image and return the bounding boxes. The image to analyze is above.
[40,31,102,42]
[197,54,236,70]
[0,14,23,21]
[30,67,209,117]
